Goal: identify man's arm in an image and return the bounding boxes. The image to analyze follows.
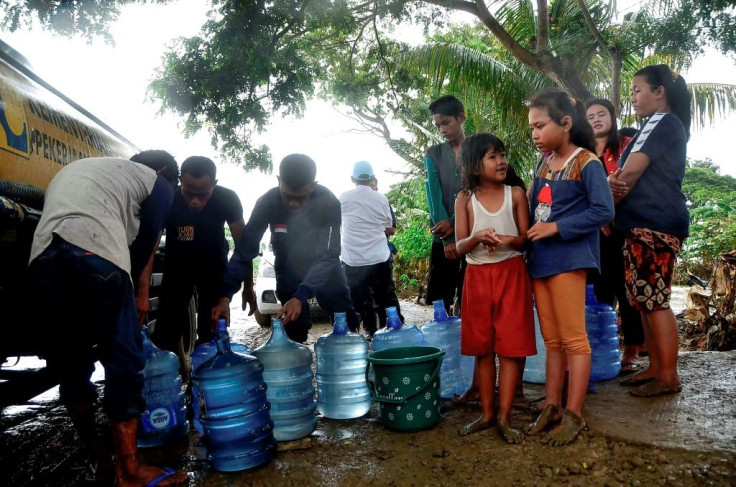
[212,193,271,323]
[385,203,397,237]
[378,194,394,231]
[425,154,449,224]
[228,219,245,244]
[223,186,246,244]
[135,231,161,325]
[129,176,173,325]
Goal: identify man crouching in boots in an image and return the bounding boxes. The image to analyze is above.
[28,151,187,486]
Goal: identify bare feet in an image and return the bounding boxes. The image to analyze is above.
[630,379,682,397]
[524,404,562,436]
[542,409,586,446]
[619,372,655,386]
[453,387,480,405]
[458,415,495,436]
[497,417,524,444]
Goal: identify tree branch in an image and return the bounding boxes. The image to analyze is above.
[576,0,610,53]
[372,2,401,110]
[422,0,479,16]
[349,105,392,139]
[272,0,311,44]
[471,0,537,68]
[576,0,625,110]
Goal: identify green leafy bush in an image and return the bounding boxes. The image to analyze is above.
[677,159,736,282]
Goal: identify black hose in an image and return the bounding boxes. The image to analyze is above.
[0,179,44,210]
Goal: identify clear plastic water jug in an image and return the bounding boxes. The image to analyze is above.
[192,326,275,471]
[586,285,621,380]
[371,306,424,352]
[138,326,189,447]
[523,306,546,384]
[315,312,371,419]
[252,317,317,441]
[421,300,473,398]
[191,319,251,434]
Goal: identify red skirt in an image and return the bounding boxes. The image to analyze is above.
[460,256,536,357]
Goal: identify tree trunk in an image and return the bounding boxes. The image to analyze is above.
[611,54,623,115]
[712,251,736,316]
[535,51,593,100]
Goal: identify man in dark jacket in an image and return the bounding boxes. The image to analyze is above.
[212,154,359,343]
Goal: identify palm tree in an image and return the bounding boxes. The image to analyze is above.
[396,0,736,181]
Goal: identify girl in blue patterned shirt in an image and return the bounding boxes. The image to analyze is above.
[525,90,614,446]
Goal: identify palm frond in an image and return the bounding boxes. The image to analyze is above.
[689,83,736,131]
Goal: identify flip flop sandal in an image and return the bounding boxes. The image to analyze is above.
[144,467,178,487]
[618,361,641,376]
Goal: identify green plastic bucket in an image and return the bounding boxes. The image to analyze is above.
[366,346,444,432]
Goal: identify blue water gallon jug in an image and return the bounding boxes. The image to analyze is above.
[315,312,371,419]
[586,285,621,380]
[421,300,473,398]
[138,327,189,447]
[523,306,546,384]
[192,327,275,472]
[371,306,424,352]
[252,317,317,441]
[191,319,251,434]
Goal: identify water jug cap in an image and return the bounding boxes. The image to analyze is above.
[268,316,292,343]
[217,318,228,333]
[333,312,348,335]
[385,307,402,330]
[432,300,449,320]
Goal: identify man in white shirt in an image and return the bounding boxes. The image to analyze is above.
[28,154,187,486]
[340,161,402,338]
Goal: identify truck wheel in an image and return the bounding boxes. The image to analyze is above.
[254,309,272,328]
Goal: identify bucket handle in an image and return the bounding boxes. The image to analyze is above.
[365,357,442,405]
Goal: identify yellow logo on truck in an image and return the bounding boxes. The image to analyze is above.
[0,84,29,158]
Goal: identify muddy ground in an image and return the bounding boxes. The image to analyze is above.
[1,294,735,486]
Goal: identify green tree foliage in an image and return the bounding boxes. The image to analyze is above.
[4,1,734,168]
[0,0,166,43]
[386,177,432,294]
[680,158,736,270]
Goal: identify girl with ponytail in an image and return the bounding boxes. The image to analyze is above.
[585,99,644,373]
[609,65,691,398]
[524,90,614,445]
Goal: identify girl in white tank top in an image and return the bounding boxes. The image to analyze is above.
[454,133,534,443]
[466,185,523,265]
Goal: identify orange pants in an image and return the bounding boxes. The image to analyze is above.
[532,270,591,355]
